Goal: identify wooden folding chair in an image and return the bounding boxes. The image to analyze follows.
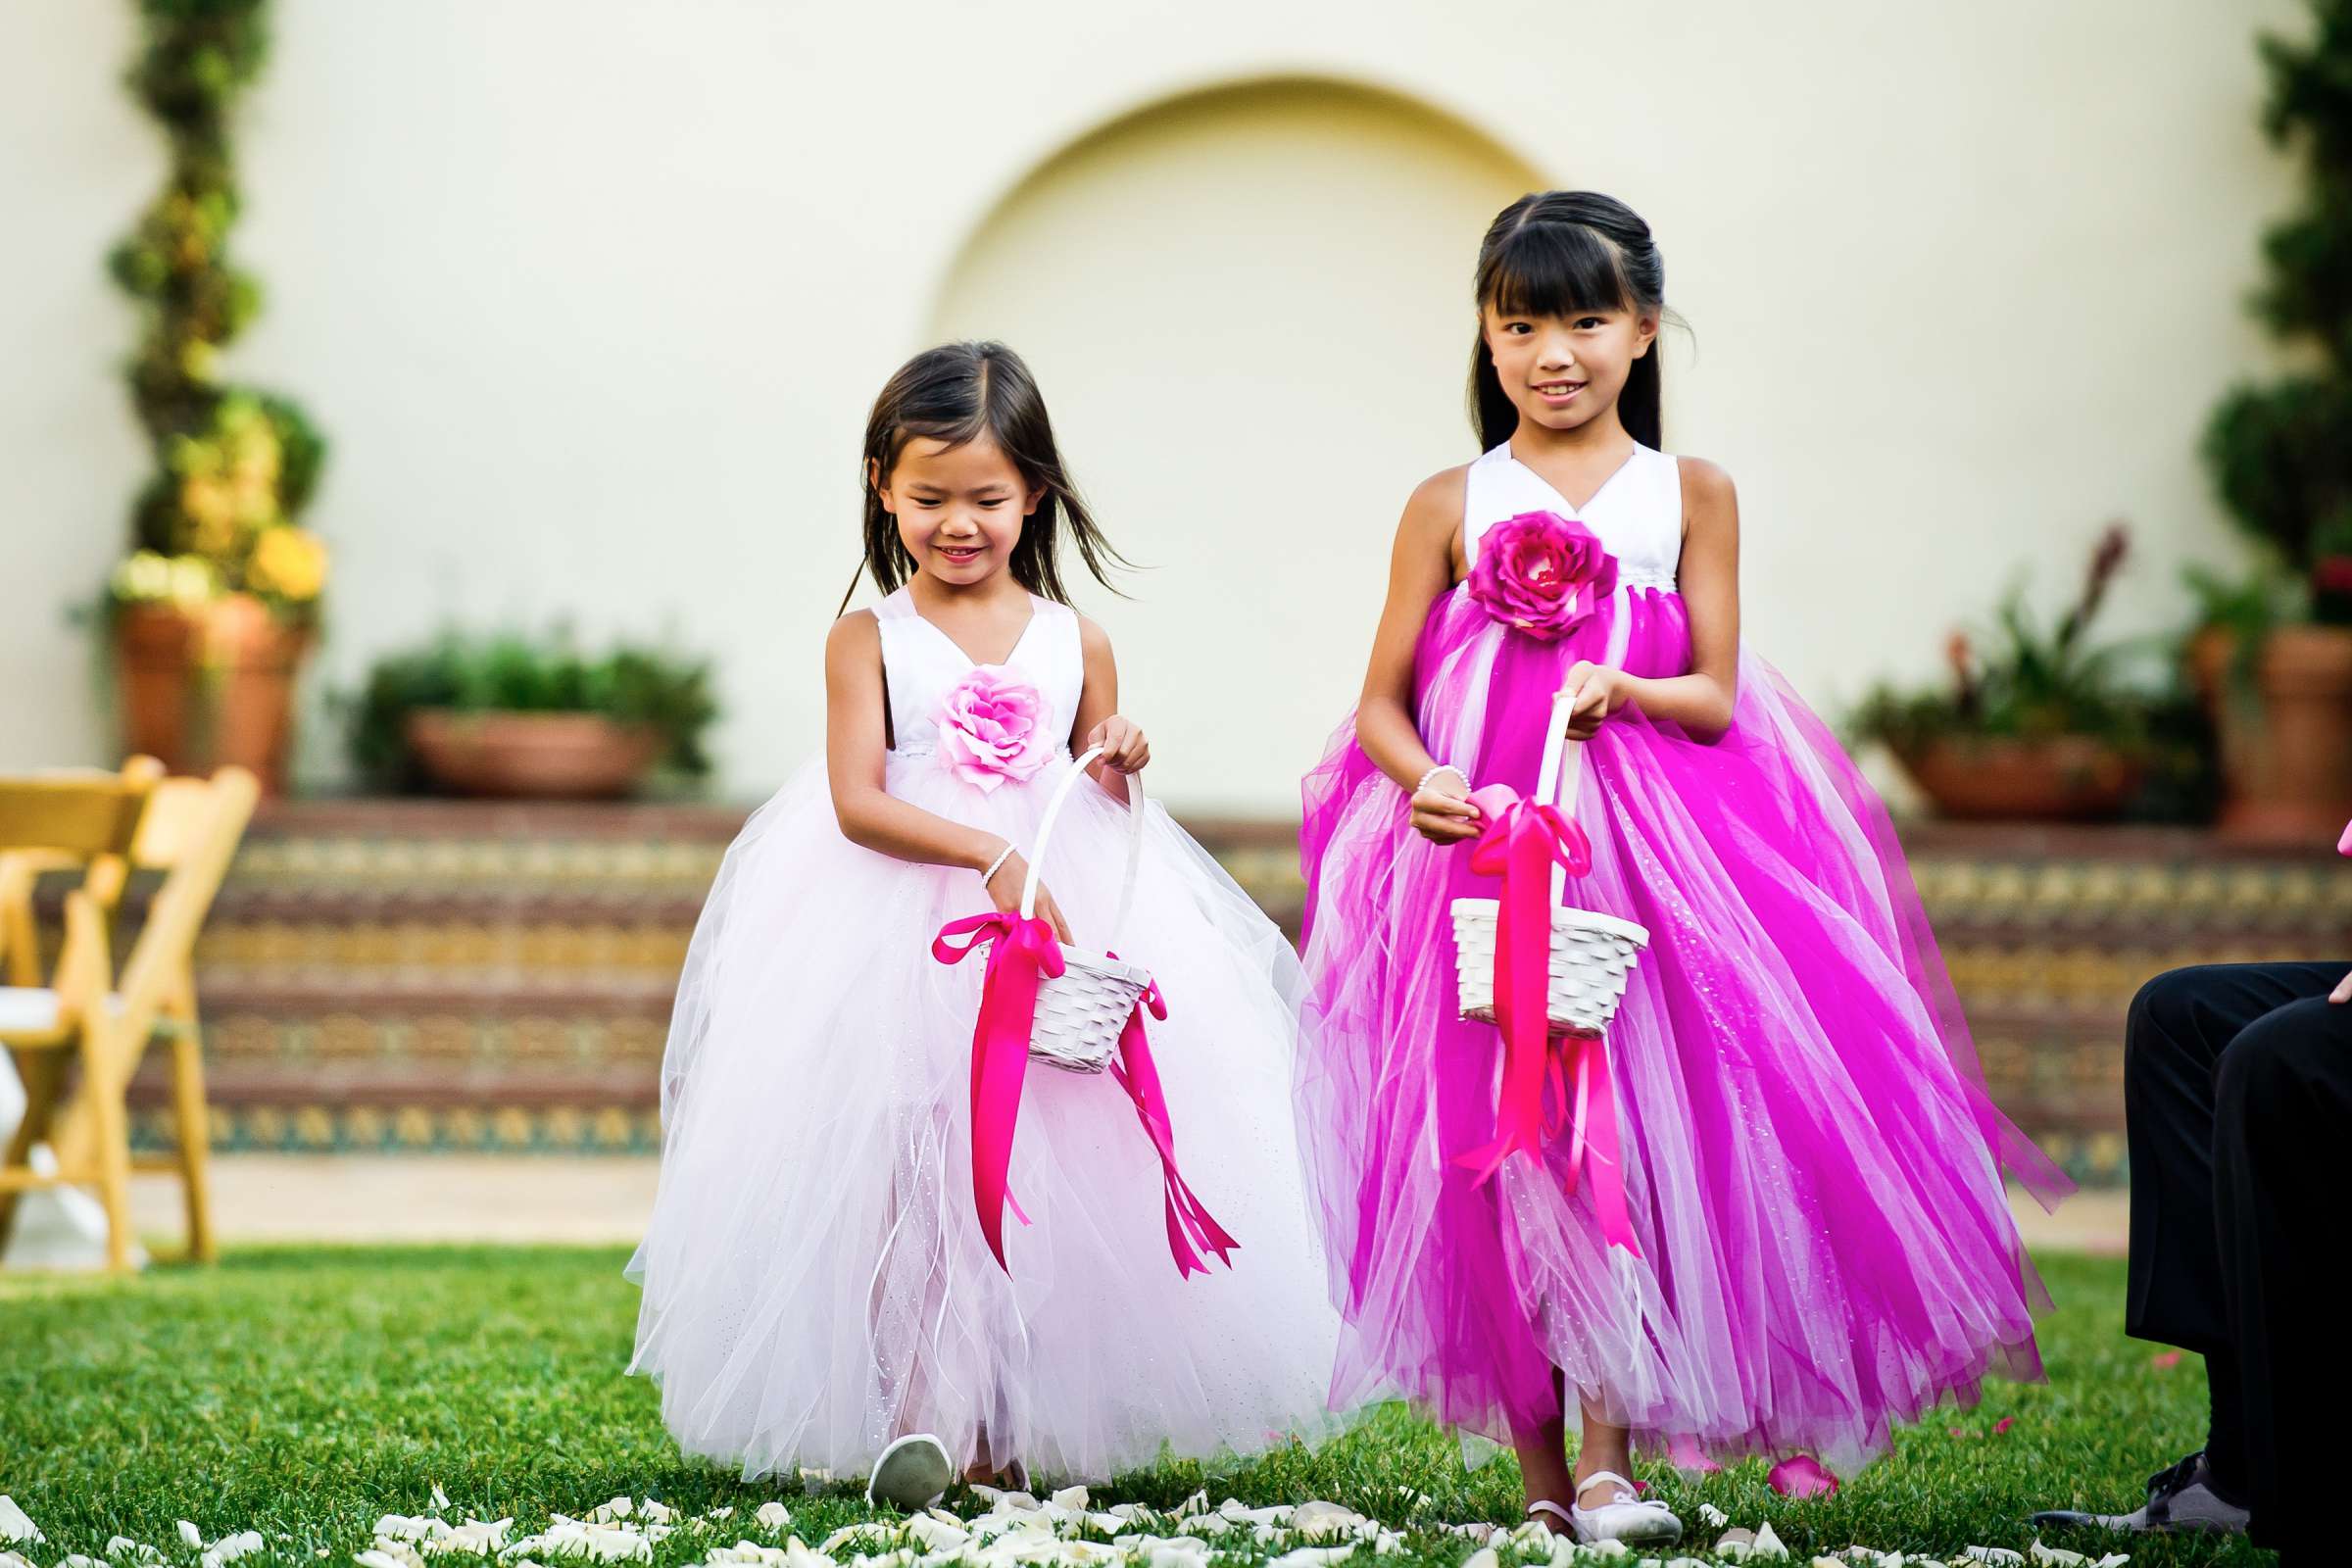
[0,765,258,1270]
[0,757,165,987]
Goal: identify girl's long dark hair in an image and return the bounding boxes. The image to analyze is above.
[844,341,1127,614]
[1467,192,1668,451]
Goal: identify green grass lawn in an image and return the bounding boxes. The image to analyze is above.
[0,1248,2267,1567]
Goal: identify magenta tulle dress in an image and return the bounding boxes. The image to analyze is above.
[1296,440,2070,1474]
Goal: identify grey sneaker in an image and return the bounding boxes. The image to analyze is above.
[2031,1450,2250,1535]
[865,1433,954,1511]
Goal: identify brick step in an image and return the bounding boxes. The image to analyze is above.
[36,800,2352,1179]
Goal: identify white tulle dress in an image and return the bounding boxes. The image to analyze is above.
[627,587,1338,1484]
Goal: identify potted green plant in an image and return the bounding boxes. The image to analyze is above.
[2193,0,2352,841]
[346,631,718,799]
[1850,525,2167,821]
[103,0,329,796]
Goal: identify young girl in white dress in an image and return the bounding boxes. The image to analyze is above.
[628,341,1336,1500]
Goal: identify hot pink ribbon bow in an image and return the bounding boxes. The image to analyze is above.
[933,916,1239,1278]
[1104,963,1239,1278]
[1455,782,1642,1258]
[933,909,1063,1272]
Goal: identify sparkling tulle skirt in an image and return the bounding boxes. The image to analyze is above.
[630,751,1338,1482]
[1296,584,2068,1473]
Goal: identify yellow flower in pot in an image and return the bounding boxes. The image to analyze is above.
[247,526,329,604]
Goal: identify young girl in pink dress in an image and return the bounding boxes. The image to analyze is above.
[1296,191,2068,1547]
[631,342,1334,1498]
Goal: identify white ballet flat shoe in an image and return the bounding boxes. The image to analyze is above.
[1557,1470,1683,1546]
[865,1433,954,1510]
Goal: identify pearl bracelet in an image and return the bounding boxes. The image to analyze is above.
[980,843,1016,888]
[1415,763,1470,797]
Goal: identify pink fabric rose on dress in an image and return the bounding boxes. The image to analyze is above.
[1468,510,1619,641]
[936,664,1051,792]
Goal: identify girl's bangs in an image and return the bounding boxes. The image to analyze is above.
[1481,222,1635,318]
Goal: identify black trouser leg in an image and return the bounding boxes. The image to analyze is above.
[2122,962,2341,1498]
[2213,986,2352,1563]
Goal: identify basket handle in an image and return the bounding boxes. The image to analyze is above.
[1019,747,1149,944]
[1536,594,1628,905]
[1535,689,1592,908]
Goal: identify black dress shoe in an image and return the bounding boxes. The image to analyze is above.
[2031,1450,2251,1535]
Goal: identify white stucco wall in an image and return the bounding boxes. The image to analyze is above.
[0,0,2304,811]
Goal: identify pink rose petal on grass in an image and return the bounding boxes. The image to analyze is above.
[1665,1435,1723,1475]
[1993,1416,2016,1435]
[2151,1350,2183,1369]
[1768,1455,1839,1498]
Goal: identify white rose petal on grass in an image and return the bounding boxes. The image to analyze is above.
[177,1524,206,1551]
[780,1537,835,1568]
[427,1518,512,1557]
[355,1553,408,1568]
[903,1518,968,1554]
[1292,1504,1374,1544]
[1963,1552,2025,1568]
[2090,1557,2130,1568]
[817,1524,904,1556]
[0,1501,45,1547]
[1268,1547,1357,1568]
[752,1504,792,1533]
[2026,1546,2089,1568]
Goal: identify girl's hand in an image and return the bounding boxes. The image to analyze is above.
[1084,713,1150,773]
[1410,769,1483,844]
[1561,662,1632,741]
[984,848,1074,945]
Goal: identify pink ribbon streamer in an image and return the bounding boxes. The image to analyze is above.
[1104,962,1239,1278]
[1455,782,1643,1258]
[933,910,1062,1272]
[933,916,1238,1278]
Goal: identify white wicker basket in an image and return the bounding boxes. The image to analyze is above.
[1448,687,1650,1036]
[1019,744,1150,1075]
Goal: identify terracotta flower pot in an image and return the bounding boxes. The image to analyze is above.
[2188,623,2352,845]
[405,710,663,799]
[115,596,311,795]
[1895,735,2144,821]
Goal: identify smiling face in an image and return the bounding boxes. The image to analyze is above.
[1481,302,1657,439]
[870,435,1041,588]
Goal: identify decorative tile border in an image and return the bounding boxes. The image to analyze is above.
[131,1101,662,1155]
